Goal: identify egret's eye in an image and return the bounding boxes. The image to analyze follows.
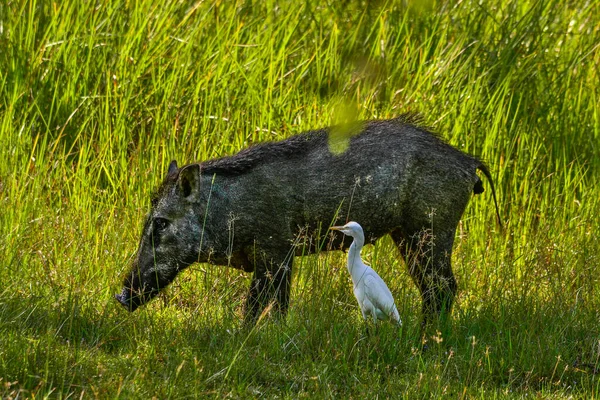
[153,217,170,233]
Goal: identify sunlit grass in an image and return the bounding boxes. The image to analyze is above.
[0,0,599,398]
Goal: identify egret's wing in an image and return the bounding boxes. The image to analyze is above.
[363,269,397,319]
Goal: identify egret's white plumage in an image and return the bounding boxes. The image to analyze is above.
[331,221,402,326]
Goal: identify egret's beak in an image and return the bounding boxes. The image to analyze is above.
[329,226,343,231]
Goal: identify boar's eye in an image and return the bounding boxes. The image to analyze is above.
[153,217,170,233]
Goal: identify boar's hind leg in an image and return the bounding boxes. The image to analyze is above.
[244,247,293,324]
[391,228,457,327]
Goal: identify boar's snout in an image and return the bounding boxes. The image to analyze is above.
[114,288,142,312]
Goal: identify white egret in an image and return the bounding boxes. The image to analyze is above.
[330,221,402,326]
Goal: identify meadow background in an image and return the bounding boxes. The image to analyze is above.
[1,0,599,398]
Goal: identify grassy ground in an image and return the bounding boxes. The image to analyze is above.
[1,0,599,398]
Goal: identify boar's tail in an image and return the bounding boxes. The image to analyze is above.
[475,164,503,229]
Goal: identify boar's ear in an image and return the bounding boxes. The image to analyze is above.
[177,164,200,198]
[167,160,179,177]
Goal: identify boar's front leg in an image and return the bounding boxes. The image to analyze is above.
[244,245,293,324]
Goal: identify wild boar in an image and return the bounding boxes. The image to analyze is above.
[115,116,500,325]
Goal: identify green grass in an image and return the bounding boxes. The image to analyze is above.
[1,0,599,398]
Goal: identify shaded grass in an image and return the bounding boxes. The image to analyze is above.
[1,0,599,398]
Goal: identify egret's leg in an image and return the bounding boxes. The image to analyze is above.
[371,310,384,337]
[360,306,372,337]
[361,308,369,321]
[359,313,369,337]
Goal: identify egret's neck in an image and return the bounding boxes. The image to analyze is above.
[347,235,366,282]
